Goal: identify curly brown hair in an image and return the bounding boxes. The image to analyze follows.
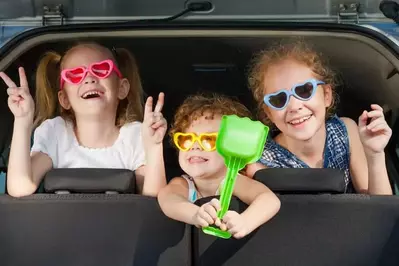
[247,38,339,127]
[169,93,252,146]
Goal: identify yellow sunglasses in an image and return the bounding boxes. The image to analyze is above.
[173,132,218,152]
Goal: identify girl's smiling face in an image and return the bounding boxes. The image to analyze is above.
[263,59,333,141]
[58,44,129,118]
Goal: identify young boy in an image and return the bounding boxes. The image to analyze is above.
[158,93,280,239]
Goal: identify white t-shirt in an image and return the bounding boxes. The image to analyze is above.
[31,116,145,171]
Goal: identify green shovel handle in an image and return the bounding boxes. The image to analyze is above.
[202,157,245,239]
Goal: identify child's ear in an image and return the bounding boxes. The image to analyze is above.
[323,84,333,108]
[58,90,71,110]
[118,78,130,100]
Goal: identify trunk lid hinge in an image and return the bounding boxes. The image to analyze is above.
[337,2,360,24]
[42,4,65,26]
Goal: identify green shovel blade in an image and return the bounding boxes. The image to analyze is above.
[202,115,269,239]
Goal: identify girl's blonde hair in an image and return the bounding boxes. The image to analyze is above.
[248,38,339,127]
[33,42,144,127]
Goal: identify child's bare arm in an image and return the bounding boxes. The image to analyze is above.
[1,68,52,197]
[135,144,166,197]
[7,120,52,197]
[158,177,220,227]
[139,93,168,196]
[244,162,266,178]
[226,174,280,238]
[342,116,392,195]
[158,177,201,224]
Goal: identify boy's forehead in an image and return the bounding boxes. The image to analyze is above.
[186,114,222,131]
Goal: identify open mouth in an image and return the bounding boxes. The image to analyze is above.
[188,156,208,164]
[288,114,312,125]
[81,90,103,99]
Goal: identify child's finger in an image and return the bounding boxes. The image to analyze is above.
[9,95,21,104]
[370,104,383,112]
[18,67,29,88]
[0,72,17,88]
[219,222,227,231]
[144,116,155,127]
[222,217,234,227]
[10,95,21,101]
[214,217,222,227]
[204,204,218,220]
[366,117,385,130]
[7,88,20,96]
[358,110,368,128]
[154,92,165,113]
[233,231,245,239]
[226,220,235,230]
[366,110,383,119]
[151,118,167,129]
[152,112,162,122]
[228,225,239,235]
[7,87,30,101]
[222,211,235,224]
[368,122,390,133]
[210,198,221,211]
[197,217,209,228]
[19,86,31,98]
[143,96,153,120]
[199,208,214,224]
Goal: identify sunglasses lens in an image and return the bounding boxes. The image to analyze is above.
[295,82,314,100]
[91,61,112,78]
[176,135,193,150]
[200,135,217,151]
[65,68,85,84]
[269,92,288,109]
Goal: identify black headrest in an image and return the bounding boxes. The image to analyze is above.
[44,168,136,194]
[253,168,346,194]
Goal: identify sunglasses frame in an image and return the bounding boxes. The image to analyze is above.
[60,59,123,89]
[173,132,218,152]
[263,78,325,110]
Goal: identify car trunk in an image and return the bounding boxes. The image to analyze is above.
[1,21,399,183]
[0,3,399,266]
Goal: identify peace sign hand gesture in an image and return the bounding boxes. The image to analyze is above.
[0,67,34,122]
[142,92,167,148]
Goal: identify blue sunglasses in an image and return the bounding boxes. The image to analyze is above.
[263,78,325,110]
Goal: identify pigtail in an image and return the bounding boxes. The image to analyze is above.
[114,48,144,126]
[33,51,61,128]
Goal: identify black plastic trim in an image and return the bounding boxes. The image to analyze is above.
[1,21,399,60]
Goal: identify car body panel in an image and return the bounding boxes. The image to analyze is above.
[0,0,399,46]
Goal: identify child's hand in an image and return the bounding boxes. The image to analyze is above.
[142,92,167,147]
[193,198,222,228]
[358,104,392,157]
[0,67,34,122]
[220,210,248,239]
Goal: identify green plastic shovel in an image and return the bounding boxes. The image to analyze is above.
[202,115,269,239]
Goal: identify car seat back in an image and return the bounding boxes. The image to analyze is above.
[194,194,399,266]
[0,194,190,266]
[254,168,347,194]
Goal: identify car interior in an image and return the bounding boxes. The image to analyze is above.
[1,23,399,265]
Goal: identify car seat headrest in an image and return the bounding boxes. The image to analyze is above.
[44,168,136,194]
[253,168,346,194]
